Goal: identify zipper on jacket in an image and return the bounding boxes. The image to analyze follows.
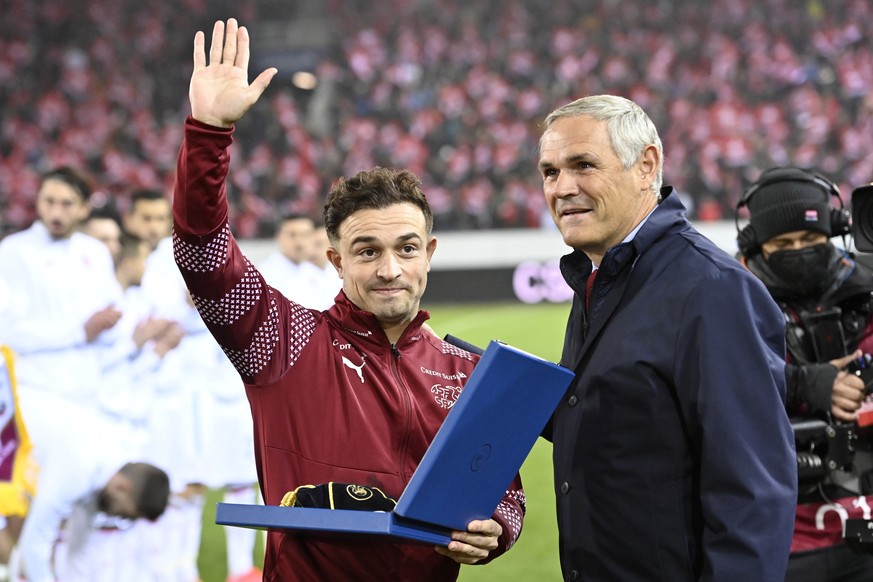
[389,344,411,482]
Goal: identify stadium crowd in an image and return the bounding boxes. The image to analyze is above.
[2,0,873,239]
[2,1,873,580]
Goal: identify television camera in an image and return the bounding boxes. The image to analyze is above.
[840,184,873,553]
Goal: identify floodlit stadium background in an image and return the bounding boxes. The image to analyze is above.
[3,0,872,240]
[4,0,873,579]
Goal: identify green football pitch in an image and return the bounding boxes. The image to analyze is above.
[197,301,572,581]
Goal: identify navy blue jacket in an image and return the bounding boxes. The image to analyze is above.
[546,191,797,581]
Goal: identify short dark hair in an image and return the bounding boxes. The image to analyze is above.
[118,232,147,263]
[280,213,314,223]
[40,166,93,202]
[268,213,315,237]
[119,462,171,521]
[130,189,166,208]
[85,204,123,228]
[323,167,433,242]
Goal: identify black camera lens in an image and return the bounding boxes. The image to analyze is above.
[796,451,827,482]
[851,184,873,252]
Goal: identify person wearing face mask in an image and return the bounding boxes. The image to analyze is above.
[737,166,873,581]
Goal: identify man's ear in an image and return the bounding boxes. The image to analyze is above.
[425,236,437,272]
[326,246,344,278]
[638,144,660,193]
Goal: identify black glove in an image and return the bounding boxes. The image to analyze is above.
[280,482,397,512]
[791,362,839,414]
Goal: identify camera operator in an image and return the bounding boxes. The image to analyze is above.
[738,166,873,581]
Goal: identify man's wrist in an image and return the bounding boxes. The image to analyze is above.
[189,114,234,130]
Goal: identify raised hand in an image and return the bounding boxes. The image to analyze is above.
[189,18,277,128]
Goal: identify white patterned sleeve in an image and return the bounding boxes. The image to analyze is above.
[172,119,317,384]
[174,225,317,384]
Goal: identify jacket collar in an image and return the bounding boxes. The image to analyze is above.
[325,291,430,352]
[560,186,685,290]
[30,220,72,245]
[558,187,689,370]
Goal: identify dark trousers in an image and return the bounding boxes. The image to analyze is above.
[786,545,873,582]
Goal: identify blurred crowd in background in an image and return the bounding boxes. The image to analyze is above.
[1,0,872,238]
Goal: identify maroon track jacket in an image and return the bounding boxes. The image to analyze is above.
[172,117,524,581]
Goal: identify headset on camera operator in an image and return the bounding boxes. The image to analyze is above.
[738,166,873,581]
